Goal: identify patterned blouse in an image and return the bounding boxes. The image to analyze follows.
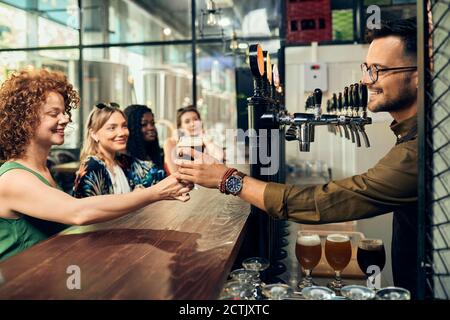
[72,154,166,198]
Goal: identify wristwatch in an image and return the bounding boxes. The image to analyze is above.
[224,171,247,196]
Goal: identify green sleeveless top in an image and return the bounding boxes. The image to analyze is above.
[0,162,67,261]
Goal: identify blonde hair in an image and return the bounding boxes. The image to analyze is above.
[79,105,127,168]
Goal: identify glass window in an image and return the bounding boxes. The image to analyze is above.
[0,49,80,148]
[82,45,192,145]
[196,42,237,136]
[0,1,79,49]
[332,9,354,41]
[82,0,192,45]
[196,0,281,39]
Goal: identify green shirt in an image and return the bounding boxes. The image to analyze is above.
[0,162,66,261]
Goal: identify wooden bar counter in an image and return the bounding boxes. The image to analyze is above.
[0,187,250,299]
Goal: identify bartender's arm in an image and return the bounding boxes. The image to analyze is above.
[175,139,417,224]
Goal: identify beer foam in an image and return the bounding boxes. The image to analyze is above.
[297,234,321,246]
[358,239,383,250]
[327,234,350,243]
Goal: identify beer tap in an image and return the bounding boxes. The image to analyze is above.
[331,93,342,137]
[326,99,336,135]
[337,92,350,139]
[252,43,372,153]
[357,83,371,147]
[343,86,356,143]
[351,83,362,147]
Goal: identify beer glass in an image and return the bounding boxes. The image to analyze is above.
[295,232,322,290]
[261,284,294,300]
[301,286,336,300]
[357,239,386,285]
[375,287,411,300]
[325,234,352,292]
[242,257,269,299]
[177,135,203,190]
[341,285,376,300]
[219,280,254,300]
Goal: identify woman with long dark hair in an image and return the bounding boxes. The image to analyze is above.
[124,104,164,170]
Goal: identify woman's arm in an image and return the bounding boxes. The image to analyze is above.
[0,170,191,226]
[163,138,178,174]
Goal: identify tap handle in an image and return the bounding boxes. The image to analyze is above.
[314,88,322,106]
[353,83,360,112]
[349,84,355,110]
[326,99,331,114]
[332,93,338,113]
[343,86,349,109]
[360,83,368,113]
[338,92,343,112]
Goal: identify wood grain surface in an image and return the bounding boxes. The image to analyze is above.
[0,186,250,299]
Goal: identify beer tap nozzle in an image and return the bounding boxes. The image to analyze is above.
[299,123,311,152]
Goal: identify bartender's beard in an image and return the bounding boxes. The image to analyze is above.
[369,84,417,114]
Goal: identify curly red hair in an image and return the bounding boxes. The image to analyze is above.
[0,68,79,160]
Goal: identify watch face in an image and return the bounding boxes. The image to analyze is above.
[225,176,242,195]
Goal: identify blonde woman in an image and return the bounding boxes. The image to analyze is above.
[73,103,165,198]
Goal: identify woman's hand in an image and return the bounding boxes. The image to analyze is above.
[152,174,194,201]
[174,148,228,189]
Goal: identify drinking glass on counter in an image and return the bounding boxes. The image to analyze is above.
[261,284,294,300]
[375,287,411,300]
[357,238,386,286]
[295,232,322,290]
[242,257,269,278]
[219,280,255,300]
[230,268,260,299]
[325,234,352,293]
[242,257,270,299]
[301,286,336,300]
[341,285,376,300]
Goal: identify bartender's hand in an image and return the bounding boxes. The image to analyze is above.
[174,148,228,189]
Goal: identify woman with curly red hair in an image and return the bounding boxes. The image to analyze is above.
[0,68,192,261]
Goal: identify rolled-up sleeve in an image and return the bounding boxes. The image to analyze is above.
[263,139,417,224]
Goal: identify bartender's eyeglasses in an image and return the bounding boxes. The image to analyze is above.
[360,63,417,84]
[95,102,120,110]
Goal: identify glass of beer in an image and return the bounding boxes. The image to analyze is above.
[295,232,322,290]
[325,234,352,293]
[176,135,204,190]
[177,135,205,160]
[357,239,386,284]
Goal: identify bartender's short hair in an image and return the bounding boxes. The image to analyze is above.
[366,17,417,59]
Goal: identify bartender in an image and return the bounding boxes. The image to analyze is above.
[176,18,419,297]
